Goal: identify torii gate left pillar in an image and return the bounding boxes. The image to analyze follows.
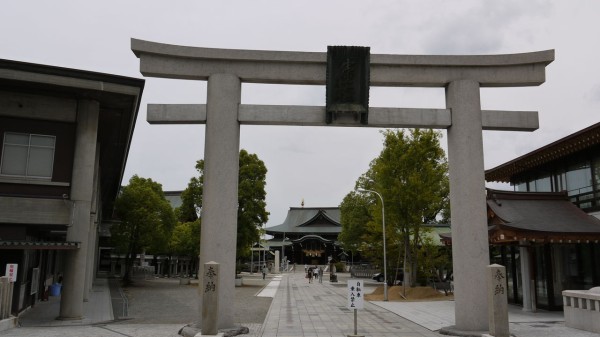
[201,73,241,330]
[132,38,553,333]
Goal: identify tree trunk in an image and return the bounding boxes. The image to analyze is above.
[403,228,412,290]
[410,227,419,287]
[123,250,133,285]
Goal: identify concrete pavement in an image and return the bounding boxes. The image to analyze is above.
[1,271,599,337]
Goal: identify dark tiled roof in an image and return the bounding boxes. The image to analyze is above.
[487,189,600,233]
[485,121,600,183]
[0,241,80,250]
[266,207,341,234]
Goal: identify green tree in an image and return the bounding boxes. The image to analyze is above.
[347,129,449,287]
[176,177,202,223]
[111,175,176,284]
[181,149,269,263]
[236,150,269,259]
[169,219,201,258]
[338,191,371,258]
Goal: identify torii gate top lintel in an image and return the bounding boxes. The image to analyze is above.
[131,38,554,87]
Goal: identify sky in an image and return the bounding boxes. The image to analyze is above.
[3,1,600,228]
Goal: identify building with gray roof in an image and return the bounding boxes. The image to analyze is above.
[266,207,342,266]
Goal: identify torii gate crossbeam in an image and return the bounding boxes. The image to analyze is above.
[132,38,553,334]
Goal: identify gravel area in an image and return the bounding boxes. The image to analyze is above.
[112,275,273,326]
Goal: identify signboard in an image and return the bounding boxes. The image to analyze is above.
[5,264,17,282]
[325,45,370,125]
[347,279,364,309]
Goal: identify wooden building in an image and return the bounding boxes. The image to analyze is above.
[481,121,600,310]
[266,207,342,267]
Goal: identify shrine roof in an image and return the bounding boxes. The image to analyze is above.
[266,207,341,234]
[487,189,600,234]
[485,121,600,183]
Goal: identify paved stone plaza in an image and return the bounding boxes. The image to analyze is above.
[2,272,599,337]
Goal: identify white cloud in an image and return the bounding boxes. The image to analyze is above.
[4,0,600,226]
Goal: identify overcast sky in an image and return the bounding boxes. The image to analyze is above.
[3,1,600,227]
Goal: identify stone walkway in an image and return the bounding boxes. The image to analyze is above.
[259,271,440,337]
[2,272,599,337]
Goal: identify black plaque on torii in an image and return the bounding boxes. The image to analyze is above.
[326,46,370,125]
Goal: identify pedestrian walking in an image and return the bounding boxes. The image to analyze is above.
[262,265,268,280]
[318,266,323,283]
[307,267,313,283]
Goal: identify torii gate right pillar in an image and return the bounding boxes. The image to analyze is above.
[446,79,490,332]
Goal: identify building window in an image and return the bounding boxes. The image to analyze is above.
[1,132,55,179]
[566,161,592,195]
[533,175,552,192]
[515,182,527,192]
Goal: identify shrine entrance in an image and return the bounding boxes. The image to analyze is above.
[132,38,553,333]
[295,235,332,265]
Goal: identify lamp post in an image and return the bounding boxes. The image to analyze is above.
[358,189,387,301]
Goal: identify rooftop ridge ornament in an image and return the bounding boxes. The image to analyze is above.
[326,46,370,125]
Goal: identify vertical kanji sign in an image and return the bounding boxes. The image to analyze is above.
[347,279,364,309]
[5,264,17,282]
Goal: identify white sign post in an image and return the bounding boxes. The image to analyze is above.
[347,279,365,337]
[5,264,17,283]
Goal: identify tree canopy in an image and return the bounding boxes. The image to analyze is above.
[338,191,371,254]
[339,129,449,286]
[169,219,201,258]
[111,175,176,283]
[180,149,269,261]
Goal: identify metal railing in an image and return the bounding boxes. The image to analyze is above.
[349,265,376,278]
[568,186,600,210]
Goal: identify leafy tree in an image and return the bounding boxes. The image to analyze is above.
[181,149,269,263]
[236,150,269,259]
[176,177,202,222]
[112,175,176,284]
[338,191,371,258]
[169,219,201,258]
[344,129,449,287]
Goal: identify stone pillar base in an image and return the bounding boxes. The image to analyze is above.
[439,325,487,337]
[0,316,17,332]
[178,324,248,337]
[56,315,84,321]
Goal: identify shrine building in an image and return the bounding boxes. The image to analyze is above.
[266,207,342,266]
[479,121,600,311]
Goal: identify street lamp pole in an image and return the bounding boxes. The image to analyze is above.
[358,189,387,301]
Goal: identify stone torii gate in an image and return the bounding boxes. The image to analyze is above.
[131,38,553,333]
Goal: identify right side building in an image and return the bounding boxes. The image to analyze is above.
[484,121,600,311]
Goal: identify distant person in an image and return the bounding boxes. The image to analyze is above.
[307,267,313,283]
[318,266,323,283]
[304,264,308,273]
[313,266,319,282]
[262,265,268,280]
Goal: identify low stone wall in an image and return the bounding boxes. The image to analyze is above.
[350,266,375,278]
[563,287,600,333]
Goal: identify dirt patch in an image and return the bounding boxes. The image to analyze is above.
[365,285,454,301]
